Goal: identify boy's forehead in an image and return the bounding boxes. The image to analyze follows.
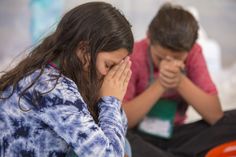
[151,44,187,59]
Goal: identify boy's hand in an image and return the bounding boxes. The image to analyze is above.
[100,57,132,101]
[159,56,185,89]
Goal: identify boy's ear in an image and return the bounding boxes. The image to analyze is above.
[182,52,188,62]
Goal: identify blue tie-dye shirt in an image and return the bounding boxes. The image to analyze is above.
[0,65,128,157]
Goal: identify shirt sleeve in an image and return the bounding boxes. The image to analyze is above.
[34,78,127,157]
[186,44,218,95]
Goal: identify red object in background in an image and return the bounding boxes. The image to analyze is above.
[206,141,236,157]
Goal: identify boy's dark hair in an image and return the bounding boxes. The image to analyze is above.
[148,3,199,52]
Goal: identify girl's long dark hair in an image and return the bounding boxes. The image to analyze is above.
[0,2,134,121]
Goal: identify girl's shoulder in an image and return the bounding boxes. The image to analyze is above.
[27,66,85,109]
[36,66,80,96]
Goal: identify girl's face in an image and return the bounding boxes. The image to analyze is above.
[96,48,129,76]
[150,44,188,68]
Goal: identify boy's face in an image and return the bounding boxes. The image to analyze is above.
[150,43,188,68]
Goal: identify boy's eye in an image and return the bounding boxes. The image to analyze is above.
[155,55,163,61]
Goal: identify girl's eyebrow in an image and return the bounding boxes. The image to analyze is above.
[122,55,129,60]
[115,55,129,64]
[123,55,129,61]
[106,60,115,66]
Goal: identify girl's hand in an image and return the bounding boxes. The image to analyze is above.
[100,57,132,101]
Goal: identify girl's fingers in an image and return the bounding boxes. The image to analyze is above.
[119,60,131,81]
[114,57,130,79]
[123,69,132,89]
[100,57,131,101]
[106,61,122,78]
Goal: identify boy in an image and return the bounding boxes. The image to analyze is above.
[123,3,234,157]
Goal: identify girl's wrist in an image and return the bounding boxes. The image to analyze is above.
[98,96,121,108]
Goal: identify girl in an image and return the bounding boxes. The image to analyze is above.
[0,2,134,157]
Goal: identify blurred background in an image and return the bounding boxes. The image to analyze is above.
[0,0,235,122]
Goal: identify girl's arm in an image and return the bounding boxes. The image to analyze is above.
[36,57,131,157]
[36,88,127,157]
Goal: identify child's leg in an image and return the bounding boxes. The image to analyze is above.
[127,131,176,157]
[169,109,236,156]
[128,109,236,157]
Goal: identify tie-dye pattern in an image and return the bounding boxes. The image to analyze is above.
[0,65,128,157]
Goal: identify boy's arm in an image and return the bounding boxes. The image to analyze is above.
[180,44,223,125]
[177,74,223,125]
[122,80,166,128]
